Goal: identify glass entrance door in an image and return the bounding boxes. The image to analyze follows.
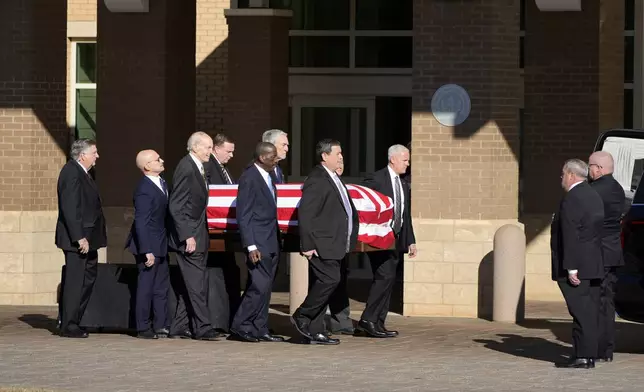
[290,96,376,182]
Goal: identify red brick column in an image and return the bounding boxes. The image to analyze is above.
[96,0,196,261]
[224,8,291,175]
[407,0,521,318]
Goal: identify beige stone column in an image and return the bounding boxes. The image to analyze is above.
[288,252,308,314]
[407,0,521,318]
[0,0,69,305]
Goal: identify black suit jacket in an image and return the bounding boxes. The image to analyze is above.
[590,174,626,268]
[125,176,169,257]
[205,154,235,185]
[236,163,280,256]
[363,167,416,251]
[550,181,604,281]
[168,154,209,253]
[299,165,359,260]
[55,160,106,252]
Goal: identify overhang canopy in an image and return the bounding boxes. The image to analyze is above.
[534,0,581,11]
[103,0,149,13]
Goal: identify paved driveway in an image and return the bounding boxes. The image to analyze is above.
[1,301,643,392]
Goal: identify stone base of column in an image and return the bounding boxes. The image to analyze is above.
[403,219,525,318]
[288,252,308,314]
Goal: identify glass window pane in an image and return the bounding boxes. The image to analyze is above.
[76,89,97,140]
[356,0,412,30]
[272,0,349,30]
[625,36,634,83]
[626,0,635,31]
[624,89,634,129]
[355,37,412,68]
[76,43,97,84]
[290,36,350,67]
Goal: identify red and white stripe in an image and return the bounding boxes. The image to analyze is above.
[207,183,395,249]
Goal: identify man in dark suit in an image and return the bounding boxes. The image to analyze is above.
[203,133,241,333]
[230,142,283,343]
[262,129,289,184]
[551,159,604,369]
[126,149,171,339]
[588,151,626,363]
[55,138,106,338]
[168,131,221,341]
[358,144,417,338]
[291,139,359,345]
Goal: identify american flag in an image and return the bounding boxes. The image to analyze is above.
[207,183,395,249]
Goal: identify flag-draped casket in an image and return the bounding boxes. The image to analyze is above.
[207,184,396,250]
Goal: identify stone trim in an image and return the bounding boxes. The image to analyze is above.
[67,21,97,38]
[535,0,581,11]
[224,8,293,18]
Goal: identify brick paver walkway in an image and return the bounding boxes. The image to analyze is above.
[1,300,643,391]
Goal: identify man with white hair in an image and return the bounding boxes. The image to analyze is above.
[588,151,626,363]
[551,159,604,369]
[357,144,417,338]
[168,131,221,341]
[55,138,106,338]
[262,129,289,183]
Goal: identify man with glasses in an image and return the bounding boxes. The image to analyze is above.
[126,150,171,339]
[55,138,106,338]
[588,151,626,363]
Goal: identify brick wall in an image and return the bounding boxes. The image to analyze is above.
[225,10,290,176]
[0,0,69,212]
[196,0,229,134]
[68,0,97,21]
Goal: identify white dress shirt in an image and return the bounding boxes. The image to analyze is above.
[146,174,166,195]
[387,165,405,225]
[247,164,275,252]
[189,153,205,177]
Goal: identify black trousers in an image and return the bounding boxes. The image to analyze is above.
[61,250,98,332]
[325,256,353,332]
[207,252,241,331]
[170,251,212,337]
[598,267,618,357]
[558,278,601,359]
[135,255,170,332]
[295,255,342,334]
[231,251,279,336]
[361,250,400,325]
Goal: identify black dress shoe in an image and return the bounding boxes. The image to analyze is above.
[258,333,285,342]
[290,315,312,339]
[154,328,170,338]
[229,329,260,343]
[555,357,595,369]
[333,327,355,336]
[309,333,340,345]
[169,329,193,339]
[356,320,388,338]
[597,355,613,363]
[137,329,159,339]
[377,324,398,337]
[195,329,222,341]
[60,328,88,339]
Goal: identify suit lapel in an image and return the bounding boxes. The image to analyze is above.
[188,156,208,195]
[380,168,394,198]
[144,176,168,199]
[321,166,348,214]
[252,165,277,206]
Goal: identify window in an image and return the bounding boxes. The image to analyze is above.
[625,0,635,128]
[71,41,97,140]
[274,0,412,72]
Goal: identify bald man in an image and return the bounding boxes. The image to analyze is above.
[588,151,626,363]
[126,150,170,339]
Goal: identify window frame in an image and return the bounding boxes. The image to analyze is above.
[69,39,98,141]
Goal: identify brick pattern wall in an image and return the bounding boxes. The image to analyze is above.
[225,13,290,176]
[68,0,97,21]
[599,0,625,131]
[196,0,229,134]
[411,0,520,221]
[0,0,69,211]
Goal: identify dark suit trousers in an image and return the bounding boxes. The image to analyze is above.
[207,252,241,331]
[61,250,98,332]
[231,252,279,336]
[171,251,212,337]
[558,279,600,358]
[598,267,618,357]
[295,256,342,334]
[361,249,400,325]
[135,255,170,332]
[325,256,353,332]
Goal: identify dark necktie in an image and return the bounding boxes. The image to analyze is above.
[160,177,168,196]
[221,165,233,185]
[393,176,403,234]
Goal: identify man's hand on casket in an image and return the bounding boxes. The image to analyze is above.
[249,249,261,264]
[302,249,318,260]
